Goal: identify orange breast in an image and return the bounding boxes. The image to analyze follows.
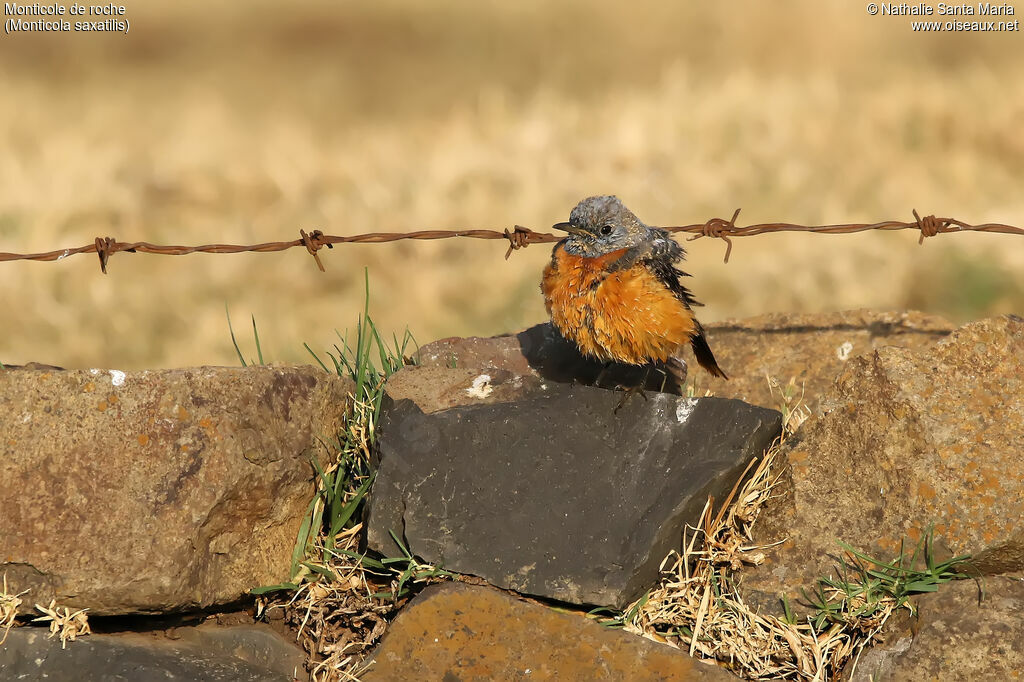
[541,245,697,365]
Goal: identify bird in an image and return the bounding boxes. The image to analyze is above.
[541,195,727,392]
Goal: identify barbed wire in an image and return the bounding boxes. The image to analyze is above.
[0,210,1020,273]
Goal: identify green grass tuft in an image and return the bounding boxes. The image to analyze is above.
[253,269,449,609]
[802,528,975,632]
[302,270,417,560]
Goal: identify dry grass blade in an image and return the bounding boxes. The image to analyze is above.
[1,574,29,646]
[766,375,812,435]
[31,599,91,649]
[779,625,811,677]
[689,584,712,657]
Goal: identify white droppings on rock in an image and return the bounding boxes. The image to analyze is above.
[675,398,698,423]
[90,369,100,375]
[465,373,493,398]
[836,341,854,361]
[109,369,126,387]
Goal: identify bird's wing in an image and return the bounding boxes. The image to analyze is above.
[644,234,726,377]
[648,256,704,309]
[642,232,704,309]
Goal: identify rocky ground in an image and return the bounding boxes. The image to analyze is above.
[1,310,1020,681]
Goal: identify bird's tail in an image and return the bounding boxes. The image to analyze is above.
[690,325,727,379]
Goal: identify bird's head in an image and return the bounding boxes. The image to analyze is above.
[553,195,652,257]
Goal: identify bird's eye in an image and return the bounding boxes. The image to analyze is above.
[599,225,614,236]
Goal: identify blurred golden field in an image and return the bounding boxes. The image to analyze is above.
[1,0,1022,368]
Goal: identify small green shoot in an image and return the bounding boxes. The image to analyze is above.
[329,471,375,540]
[586,605,626,628]
[373,530,454,602]
[250,582,299,596]
[766,374,810,434]
[780,595,797,625]
[226,305,266,367]
[622,592,649,625]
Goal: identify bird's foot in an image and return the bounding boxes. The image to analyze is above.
[613,383,648,414]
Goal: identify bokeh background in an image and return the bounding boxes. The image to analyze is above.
[2,0,1022,368]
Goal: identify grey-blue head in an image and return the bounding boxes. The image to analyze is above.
[553,196,658,258]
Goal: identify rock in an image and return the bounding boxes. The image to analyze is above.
[417,331,540,377]
[384,365,544,414]
[362,582,738,681]
[0,624,304,682]
[0,366,352,616]
[839,608,916,682]
[691,310,953,412]
[366,384,781,608]
[741,316,1024,612]
[415,311,954,413]
[844,579,1024,682]
[171,624,307,680]
[0,362,66,371]
[416,322,685,397]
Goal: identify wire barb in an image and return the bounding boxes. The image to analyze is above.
[688,208,741,263]
[300,229,328,272]
[94,237,117,274]
[503,225,535,260]
[913,209,944,245]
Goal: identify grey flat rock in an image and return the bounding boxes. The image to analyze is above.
[366,383,781,607]
[0,626,302,682]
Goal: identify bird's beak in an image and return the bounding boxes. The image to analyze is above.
[552,221,587,236]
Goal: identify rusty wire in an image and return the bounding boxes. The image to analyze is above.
[0,210,1021,273]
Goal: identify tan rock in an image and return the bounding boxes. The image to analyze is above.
[742,315,1024,612]
[413,311,954,413]
[0,366,352,616]
[845,579,1024,682]
[363,582,738,681]
[384,365,543,414]
[697,310,953,411]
